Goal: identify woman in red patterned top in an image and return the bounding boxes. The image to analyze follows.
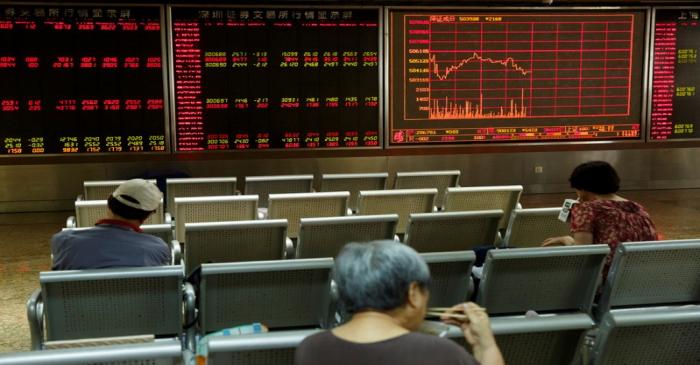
[543,161,658,274]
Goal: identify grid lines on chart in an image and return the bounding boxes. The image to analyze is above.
[409,14,635,120]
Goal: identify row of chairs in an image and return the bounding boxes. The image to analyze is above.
[6,305,700,365]
[80,170,462,210]
[18,239,700,364]
[65,207,569,276]
[68,185,534,239]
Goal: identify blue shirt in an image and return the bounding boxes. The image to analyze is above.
[51,221,171,270]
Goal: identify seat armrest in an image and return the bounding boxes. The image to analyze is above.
[164,212,172,225]
[66,216,76,228]
[171,240,182,265]
[516,202,523,209]
[394,234,401,242]
[284,237,295,259]
[76,194,84,201]
[432,205,438,212]
[346,208,353,216]
[182,283,197,352]
[26,288,44,350]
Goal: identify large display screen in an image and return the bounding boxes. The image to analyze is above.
[171,7,381,151]
[389,10,647,144]
[650,9,700,141]
[0,4,167,154]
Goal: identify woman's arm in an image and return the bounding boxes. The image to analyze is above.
[441,303,505,365]
[542,231,593,246]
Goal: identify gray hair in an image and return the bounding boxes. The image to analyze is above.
[333,240,431,314]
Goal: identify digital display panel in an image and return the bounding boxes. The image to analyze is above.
[0,5,167,154]
[389,10,646,144]
[171,7,381,151]
[650,9,700,140]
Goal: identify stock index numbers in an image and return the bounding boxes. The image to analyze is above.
[389,10,646,144]
[650,9,700,140]
[171,7,381,151]
[0,5,167,154]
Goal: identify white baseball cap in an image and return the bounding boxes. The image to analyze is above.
[112,179,162,211]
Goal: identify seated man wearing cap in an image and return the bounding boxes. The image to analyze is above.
[51,179,171,270]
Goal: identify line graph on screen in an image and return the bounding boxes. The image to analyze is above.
[402,14,636,121]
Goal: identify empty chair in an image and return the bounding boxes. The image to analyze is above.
[183,220,291,275]
[203,329,321,365]
[174,195,257,241]
[67,199,166,228]
[590,306,700,365]
[445,313,595,365]
[166,177,237,213]
[296,214,398,259]
[244,175,314,208]
[0,340,184,365]
[503,208,570,248]
[393,170,460,208]
[82,179,157,200]
[404,210,502,253]
[420,251,475,308]
[320,172,388,212]
[597,240,700,316]
[477,245,609,315]
[357,188,437,234]
[195,259,334,334]
[26,266,193,350]
[267,192,349,238]
[443,185,523,230]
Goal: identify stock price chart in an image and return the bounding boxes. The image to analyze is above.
[389,10,646,144]
[0,5,167,154]
[171,7,380,151]
[650,9,700,140]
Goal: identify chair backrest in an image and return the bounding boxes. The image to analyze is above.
[477,245,609,315]
[184,220,288,275]
[40,266,183,342]
[591,306,700,365]
[443,186,523,230]
[404,210,502,252]
[83,179,158,200]
[320,173,388,211]
[62,223,173,244]
[503,207,570,248]
[357,188,437,234]
[174,195,258,241]
[205,329,321,365]
[166,177,237,213]
[597,240,700,314]
[421,251,475,308]
[268,192,349,238]
[393,170,460,208]
[140,224,174,244]
[0,340,184,365]
[198,259,334,334]
[244,175,314,208]
[296,214,398,259]
[446,313,595,365]
[75,199,164,227]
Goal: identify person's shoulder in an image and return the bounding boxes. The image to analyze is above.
[298,330,334,348]
[402,333,477,364]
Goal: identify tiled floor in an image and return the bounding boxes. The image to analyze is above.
[1,189,699,353]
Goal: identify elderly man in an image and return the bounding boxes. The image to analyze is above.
[51,179,170,270]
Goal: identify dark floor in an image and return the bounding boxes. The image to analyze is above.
[1,189,699,353]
